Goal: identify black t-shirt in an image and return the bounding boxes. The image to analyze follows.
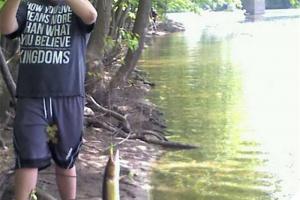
[6,0,93,97]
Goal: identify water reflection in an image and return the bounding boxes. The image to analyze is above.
[141,10,300,200]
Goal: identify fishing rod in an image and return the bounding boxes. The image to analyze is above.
[102,85,121,200]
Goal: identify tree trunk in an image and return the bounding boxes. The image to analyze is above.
[0,48,16,105]
[87,0,113,61]
[86,0,113,94]
[109,0,126,39]
[108,0,151,91]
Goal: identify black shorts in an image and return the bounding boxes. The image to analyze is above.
[13,96,84,170]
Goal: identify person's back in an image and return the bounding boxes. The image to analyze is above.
[150,7,158,32]
[151,7,157,22]
[0,0,97,199]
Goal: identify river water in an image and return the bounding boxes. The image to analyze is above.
[140,10,300,200]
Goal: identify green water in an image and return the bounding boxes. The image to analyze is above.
[141,11,300,200]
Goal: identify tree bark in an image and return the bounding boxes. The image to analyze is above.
[0,48,16,105]
[108,0,151,91]
[110,0,131,40]
[109,0,126,39]
[87,0,113,61]
[86,0,113,94]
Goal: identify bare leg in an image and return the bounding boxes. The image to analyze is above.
[55,165,77,200]
[15,168,38,200]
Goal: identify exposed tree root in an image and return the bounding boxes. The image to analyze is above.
[86,101,198,149]
[140,130,168,141]
[86,117,117,132]
[85,95,199,150]
[86,95,131,132]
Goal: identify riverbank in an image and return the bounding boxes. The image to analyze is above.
[0,19,185,200]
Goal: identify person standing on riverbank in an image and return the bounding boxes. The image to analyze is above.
[150,7,158,33]
[0,0,97,199]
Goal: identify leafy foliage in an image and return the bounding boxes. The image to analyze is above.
[290,0,300,7]
[120,28,140,51]
[153,0,242,13]
[0,0,5,9]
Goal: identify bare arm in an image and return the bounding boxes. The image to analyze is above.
[65,0,97,25]
[0,0,21,35]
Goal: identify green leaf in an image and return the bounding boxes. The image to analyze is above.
[46,124,59,144]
